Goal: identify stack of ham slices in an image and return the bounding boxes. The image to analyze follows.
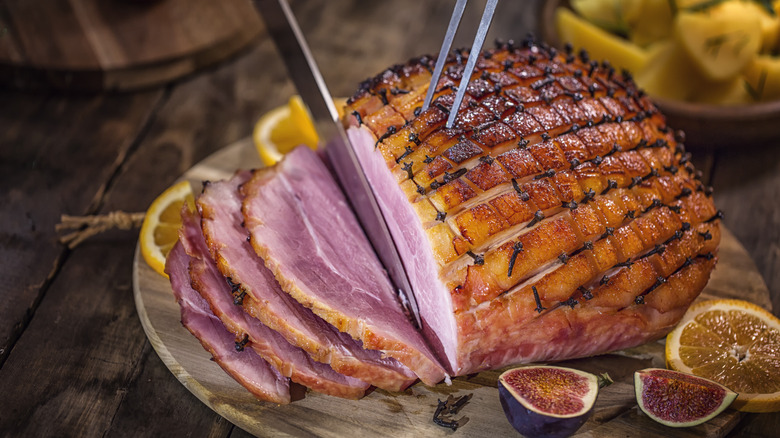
[166,41,720,403]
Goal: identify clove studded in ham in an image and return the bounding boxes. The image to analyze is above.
[197,172,420,391]
[178,205,370,399]
[343,41,720,376]
[165,241,290,404]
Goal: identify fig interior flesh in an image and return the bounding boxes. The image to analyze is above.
[634,368,737,427]
[498,366,600,438]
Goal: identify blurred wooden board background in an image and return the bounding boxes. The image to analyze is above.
[0,0,261,91]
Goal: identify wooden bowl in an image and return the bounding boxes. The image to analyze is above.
[538,0,780,150]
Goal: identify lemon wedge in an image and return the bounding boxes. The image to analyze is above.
[253,95,347,166]
[139,180,195,277]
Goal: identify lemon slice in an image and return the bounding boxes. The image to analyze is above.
[140,180,195,277]
[666,299,780,412]
[252,95,348,166]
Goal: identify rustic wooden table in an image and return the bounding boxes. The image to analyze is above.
[1,1,778,436]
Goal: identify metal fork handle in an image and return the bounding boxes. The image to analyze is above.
[446,0,498,129]
[420,0,499,128]
[420,0,468,112]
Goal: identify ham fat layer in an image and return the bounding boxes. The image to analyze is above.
[241,147,447,386]
[165,241,290,404]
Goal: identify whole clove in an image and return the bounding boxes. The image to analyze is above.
[512,178,531,201]
[600,179,617,195]
[535,169,556,180]
[561,297,578,308]
[433,394,472,431]
[581,188,596,204]
[578,286,593,300]
[351,110,363,126]
[395,145,414,163]
[401,162,414,180]
[466,251,485,266]
[526,210,545,228]
[676,187,693,199]
[375,126,397,148]
[705,210,724,223]
[507,241,524,277]
[532,286,546,313]
[235,334,249,352]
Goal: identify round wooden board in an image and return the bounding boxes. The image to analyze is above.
[133,138,773,437]
[0,0,262,92]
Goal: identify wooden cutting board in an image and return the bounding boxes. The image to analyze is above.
[0,0,261,91]
[133,138,773,437]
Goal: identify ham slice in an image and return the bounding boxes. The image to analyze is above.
[197,172,418,391]
[241,147,447,386]
[165,241,290,404]
[178,206,370,399]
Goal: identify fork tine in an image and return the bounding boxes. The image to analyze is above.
[446,0,498,129]
[421,0,469,112]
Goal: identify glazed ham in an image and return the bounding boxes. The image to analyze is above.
[344,41,720,376]
[178,206,370,399]
[165,242,290,404]
[197,172,420,391]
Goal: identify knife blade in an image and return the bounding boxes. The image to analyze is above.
[253,0,422,328]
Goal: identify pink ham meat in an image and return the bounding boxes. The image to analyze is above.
[165,241,290,404]
[178,206,370,399]
[241,147,447,386]
[197,172,418,391]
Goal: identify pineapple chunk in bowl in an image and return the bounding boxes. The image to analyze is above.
[540,0,780,149]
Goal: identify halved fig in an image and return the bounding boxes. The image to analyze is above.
[634,368,737,427]
[498,366,601,438]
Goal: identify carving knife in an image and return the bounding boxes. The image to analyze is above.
[253,0,422,328]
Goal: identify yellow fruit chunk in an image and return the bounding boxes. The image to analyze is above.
[570,0,635,33]
[627,0,674,47]
[140,180,195,278]
[556,7,648,75]
[253,95,348,167]
[666,299,780,413]
[675,6,762,81]
[706,0,779,53]
[743,55,780,101]
[692,76,752,105]
[635,41,703,101]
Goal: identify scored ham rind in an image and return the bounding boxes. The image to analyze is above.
[165,241,290,404]
[178,205,370,400]
[241,147,447,386]
[343,41,721,375]
[198,172,418,391]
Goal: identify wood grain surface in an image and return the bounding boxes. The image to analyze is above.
[132,138,772,438]
[1,1,778,437]
[0,0,261,91]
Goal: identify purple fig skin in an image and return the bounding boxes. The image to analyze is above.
[498,383,592,438]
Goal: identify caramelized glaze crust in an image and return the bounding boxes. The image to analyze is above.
[344,41,720,374]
